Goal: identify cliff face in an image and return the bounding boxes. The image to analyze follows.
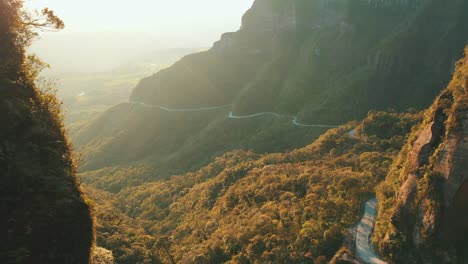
[374,47,468,263]
[131,0,468,122]
[0,1,94,263]
[0,81,94,264]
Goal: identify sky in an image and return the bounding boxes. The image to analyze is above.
[26,0,255,72]
[26,0,254,38]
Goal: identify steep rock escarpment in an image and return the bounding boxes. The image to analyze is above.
[131,0,468,123]
[0,1,94,263]
[0,80,94,264]
[374,47,468,263]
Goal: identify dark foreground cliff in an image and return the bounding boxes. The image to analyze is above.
[0,1,93,263]
[374,47,468,263]
[0,77,94,264]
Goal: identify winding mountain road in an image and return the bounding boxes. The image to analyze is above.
[130,101,339,128]
[355,198,387,264]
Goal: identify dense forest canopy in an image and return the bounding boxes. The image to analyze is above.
[83,110,421,263]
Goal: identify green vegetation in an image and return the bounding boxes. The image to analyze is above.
[0,1,93,263]
[84,111,420,263]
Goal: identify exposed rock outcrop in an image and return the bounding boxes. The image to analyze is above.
[375,47,468,264]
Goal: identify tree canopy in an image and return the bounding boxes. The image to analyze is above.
[0,0,63,79]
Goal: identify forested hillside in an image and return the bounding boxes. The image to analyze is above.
[84,110,421,263]
[74,0,468,183]
[0,1,93,263]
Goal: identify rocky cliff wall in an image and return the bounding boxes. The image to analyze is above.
[374,47,468,264]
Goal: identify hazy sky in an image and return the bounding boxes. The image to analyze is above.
[26,0,255,72]
[26,0,254,37]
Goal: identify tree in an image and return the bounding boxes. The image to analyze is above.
[0,0,64,79]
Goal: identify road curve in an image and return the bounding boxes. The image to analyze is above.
[129,101,339,128]
[356,198,387,264]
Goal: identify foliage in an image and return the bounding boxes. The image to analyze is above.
[92,247,115,264]
[85,186,161,264]
[0,0,63,77]
[85,111,420,263]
